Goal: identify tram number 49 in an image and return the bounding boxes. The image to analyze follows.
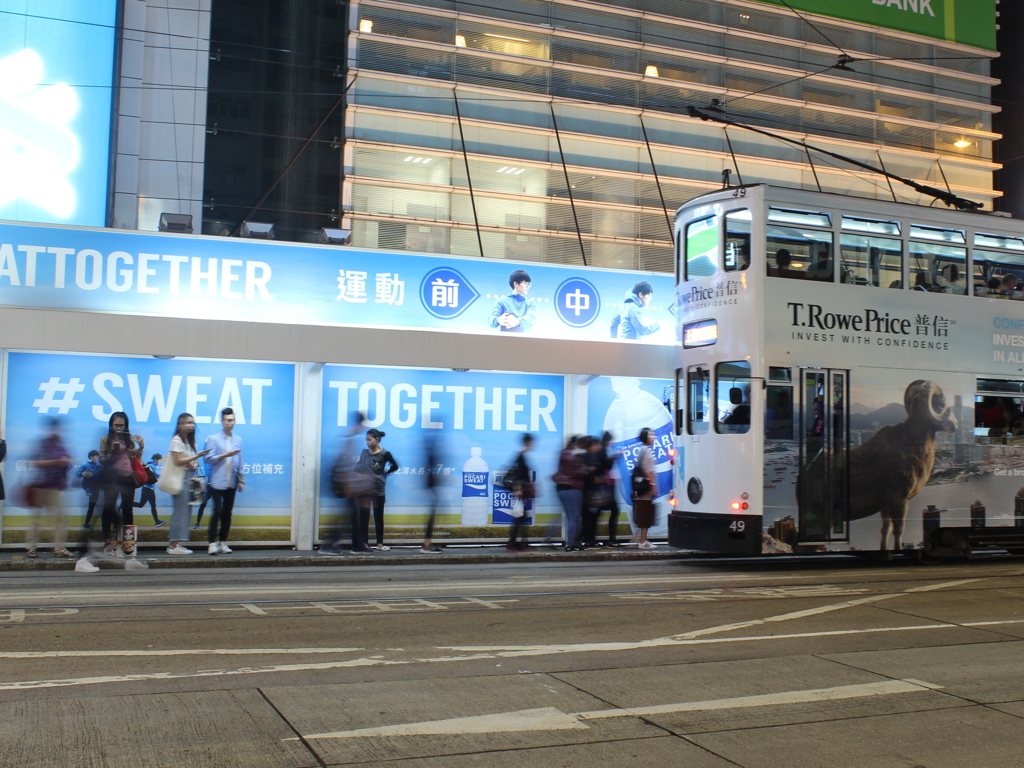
[729,520,746,532]
[731,187,747,198]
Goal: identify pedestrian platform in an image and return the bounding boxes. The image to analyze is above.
[0,543,688,571]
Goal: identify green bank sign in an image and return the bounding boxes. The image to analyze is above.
[751,0,995,51]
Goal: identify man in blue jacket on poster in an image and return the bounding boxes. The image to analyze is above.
[610,281,661,339]
[488,269,536,333]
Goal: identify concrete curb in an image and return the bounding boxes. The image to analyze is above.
[0,549,691,571]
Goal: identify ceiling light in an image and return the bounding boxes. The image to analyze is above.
[483,33,530,42]
[359,19,373,33]
[644,65,660,77]
[497,166,509,173]
[954,139,971,148]
[455,35,467,47]
[404,156,432,163]
[513,168,526,175]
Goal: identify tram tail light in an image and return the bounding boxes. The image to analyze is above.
[668,448,677,465]
[669,493,678,508]
[730,501,749,511]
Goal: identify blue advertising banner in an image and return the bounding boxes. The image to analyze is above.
[320,365,564,540]
[587,376,675,538]
[1,352,295,544]
[0,222,676,345]
[0,1,118,226]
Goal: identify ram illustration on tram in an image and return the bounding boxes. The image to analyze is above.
[667,185,1024,559]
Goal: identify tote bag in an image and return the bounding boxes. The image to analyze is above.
[156,438,187,495]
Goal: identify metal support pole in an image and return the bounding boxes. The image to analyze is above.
[549,104,588,266]
[639,116,674,242]
[453,92,486,258]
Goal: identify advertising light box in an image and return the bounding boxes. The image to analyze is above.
[1,352,295,545]
[0,1,118,226]
[0,222,676,345]
[319,365,564,540]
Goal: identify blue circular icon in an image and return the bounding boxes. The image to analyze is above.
[554,277,600,328]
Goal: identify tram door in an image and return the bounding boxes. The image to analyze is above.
[797,368,850,542]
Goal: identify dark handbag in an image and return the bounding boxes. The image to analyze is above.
[631,462,652,497]
[143,464,158,485]
[130,454,148,488]
[586,485,613,509]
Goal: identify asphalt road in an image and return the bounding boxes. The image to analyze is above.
[3,555,1024,767]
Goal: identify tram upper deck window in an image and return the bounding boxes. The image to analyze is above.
[839,233,902,288]
[687,366,711,435]
[685,216,719,280]
[909,241,967,294]
[716,361,752,435]
[974,249,1024,299]
[842,217,900,236]
[766,225,833,282]
[724,210,751,272]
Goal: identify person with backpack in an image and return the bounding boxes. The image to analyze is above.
[322,414,365,554]
[553,435,587,551]
[631,427,657,550]
[505,433,535,552]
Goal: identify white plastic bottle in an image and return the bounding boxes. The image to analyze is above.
[461,447,490,525]
[603,377,675,510]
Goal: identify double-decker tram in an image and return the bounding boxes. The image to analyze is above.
[668,185,1024,559]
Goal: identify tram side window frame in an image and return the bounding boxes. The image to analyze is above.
[687,365,711,435]
[724,208,751,273]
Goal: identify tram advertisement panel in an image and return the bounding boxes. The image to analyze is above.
[0,222,674,346]
[586,376,674,538]
[1,352,295,545]
[763,281,1024,554]
[319,365,564,541]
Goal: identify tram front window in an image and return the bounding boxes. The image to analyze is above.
[838,234,902,288]
[766,225,833,282]
[716,361,752,435]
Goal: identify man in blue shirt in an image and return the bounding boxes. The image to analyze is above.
[133,454,166,527]
[609,281,661,340]
[488,269,535,333]
[78,450,103,530]
[204,407,244,555]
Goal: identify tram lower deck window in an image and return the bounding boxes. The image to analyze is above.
[716,361,752,434]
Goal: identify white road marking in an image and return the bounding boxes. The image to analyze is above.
[963,619,1024,626]
[0,608,78,622]
[293,679,942,741]
[905,579,982,592]
[0,647,362,659]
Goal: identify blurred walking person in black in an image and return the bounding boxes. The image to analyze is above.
[505,433,535,552]
[322,413,365,554]
[25,417,73,560]
[420,432,443,554]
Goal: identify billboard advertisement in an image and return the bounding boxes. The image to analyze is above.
[0,222,675,345]
[586,376,675,539]
[319,365,564,541]
[750,0,995,51]
[0,1,118,226]
[1,352,295,545]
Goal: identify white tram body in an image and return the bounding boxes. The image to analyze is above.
[669,185,1024,557]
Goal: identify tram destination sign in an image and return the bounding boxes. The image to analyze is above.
[0,221,675,346]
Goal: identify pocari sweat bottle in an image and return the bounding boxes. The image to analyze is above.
[461,447,490,525]
[603,377,675,504]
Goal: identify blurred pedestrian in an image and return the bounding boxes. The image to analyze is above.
[133,453,166,527]
[191,463,213,530]
[98,411,145,557]
[599,431,624,548]
[581,436,611,549]
[26,417,73,559]
[505,433,534,552]
[0,432,5,507]
[632,428,657,550]
[420,432,443,554]
[160,413,210,555]
[358,428,399,551]
[77,450,102,530]
[204,407,243,555]
[322,412,364,554]
[554,435,587,551]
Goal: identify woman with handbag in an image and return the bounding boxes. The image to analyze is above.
[632,428,657,550]
[98,411,145,556]
[160,413,210,554]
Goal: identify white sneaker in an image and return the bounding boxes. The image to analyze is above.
[166,545,193,555]
[638,541,658,550]
[75,557,99,573]
[218,542,233,554]
[208,543,220,555]
[124,558,149,570]
[373,544,390,551]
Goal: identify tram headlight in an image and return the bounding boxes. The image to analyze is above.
[686,477,703,504]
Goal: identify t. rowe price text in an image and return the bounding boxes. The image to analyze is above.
[788,303,913,335]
